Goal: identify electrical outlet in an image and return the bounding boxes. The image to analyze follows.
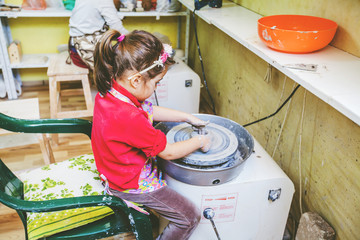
[185,79,192,87]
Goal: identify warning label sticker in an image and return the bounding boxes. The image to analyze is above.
[200,193,238,223]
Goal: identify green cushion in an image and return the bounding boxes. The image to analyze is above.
[19,154,114,240]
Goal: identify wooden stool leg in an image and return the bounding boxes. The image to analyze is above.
[81,75,93,115]
[49,76,59,145]
[37,134,55,165]
[51,133,59,146]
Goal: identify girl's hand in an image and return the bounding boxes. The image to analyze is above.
[198,134,212,153]
[186,115,209,128]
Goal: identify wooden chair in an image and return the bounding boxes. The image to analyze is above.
[0,112,155,240]
[47,52,94,145]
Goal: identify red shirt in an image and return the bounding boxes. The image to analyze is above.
[91,81,167,191]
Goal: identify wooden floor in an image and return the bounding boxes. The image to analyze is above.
[0,84,135,240]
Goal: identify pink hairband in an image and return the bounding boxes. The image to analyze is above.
[117,34,125,42]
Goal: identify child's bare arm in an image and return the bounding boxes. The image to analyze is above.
[153,106,208,126]
[157,134,211,160]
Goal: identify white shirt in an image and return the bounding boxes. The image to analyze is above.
[69,0,128,37]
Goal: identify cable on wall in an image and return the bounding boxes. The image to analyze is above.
[298,89,307,216]
[153,90,159,106]
[243,84,301,127]
[192,11,216,115]
[264,64,273,83]
[265,75,287,150]
[271,82,297,158]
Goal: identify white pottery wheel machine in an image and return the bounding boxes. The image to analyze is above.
[157,114,254,186]
[156,114,295,240]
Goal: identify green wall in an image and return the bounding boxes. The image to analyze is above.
[188,0,360,239]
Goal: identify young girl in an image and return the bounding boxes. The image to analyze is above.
[91,30,212,240]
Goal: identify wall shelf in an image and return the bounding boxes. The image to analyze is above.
[10,53,54,69]
[179,0,360,126]
[0,8,188,18]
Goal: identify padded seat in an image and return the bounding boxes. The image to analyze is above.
[19,154,113,240]
[17,153,157,240]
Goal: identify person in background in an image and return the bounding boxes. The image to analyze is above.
[91,29,212,239]
[68,0,129,69]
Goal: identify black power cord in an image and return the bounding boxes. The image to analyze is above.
[153,90,159,106]
[192,11,216,115]
[243,84,301,127]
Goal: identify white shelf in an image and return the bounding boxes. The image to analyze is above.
[0,8,72,17]
[10,53,55,68]
[0,8,187,18]
[121,11,188,17]
[180,0,360,126]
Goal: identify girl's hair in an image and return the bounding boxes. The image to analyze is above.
[94,29,174,96]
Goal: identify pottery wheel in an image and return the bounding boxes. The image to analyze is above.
[166,123,239,166]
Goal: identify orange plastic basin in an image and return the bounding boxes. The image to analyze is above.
[258,15,337,53]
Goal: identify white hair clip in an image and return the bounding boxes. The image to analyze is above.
[128,44,173,80]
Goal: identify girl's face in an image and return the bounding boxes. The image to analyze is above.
[136,67,168,102]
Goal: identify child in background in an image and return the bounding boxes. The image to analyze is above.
[91,29,212,240]
[68,0,128,69]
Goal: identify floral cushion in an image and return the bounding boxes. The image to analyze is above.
[18,154,114,240]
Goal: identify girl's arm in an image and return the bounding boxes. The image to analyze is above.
[157,135,211,160]
[153,105,190,122]
[153,106,207,126]
[153,106,212,160]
